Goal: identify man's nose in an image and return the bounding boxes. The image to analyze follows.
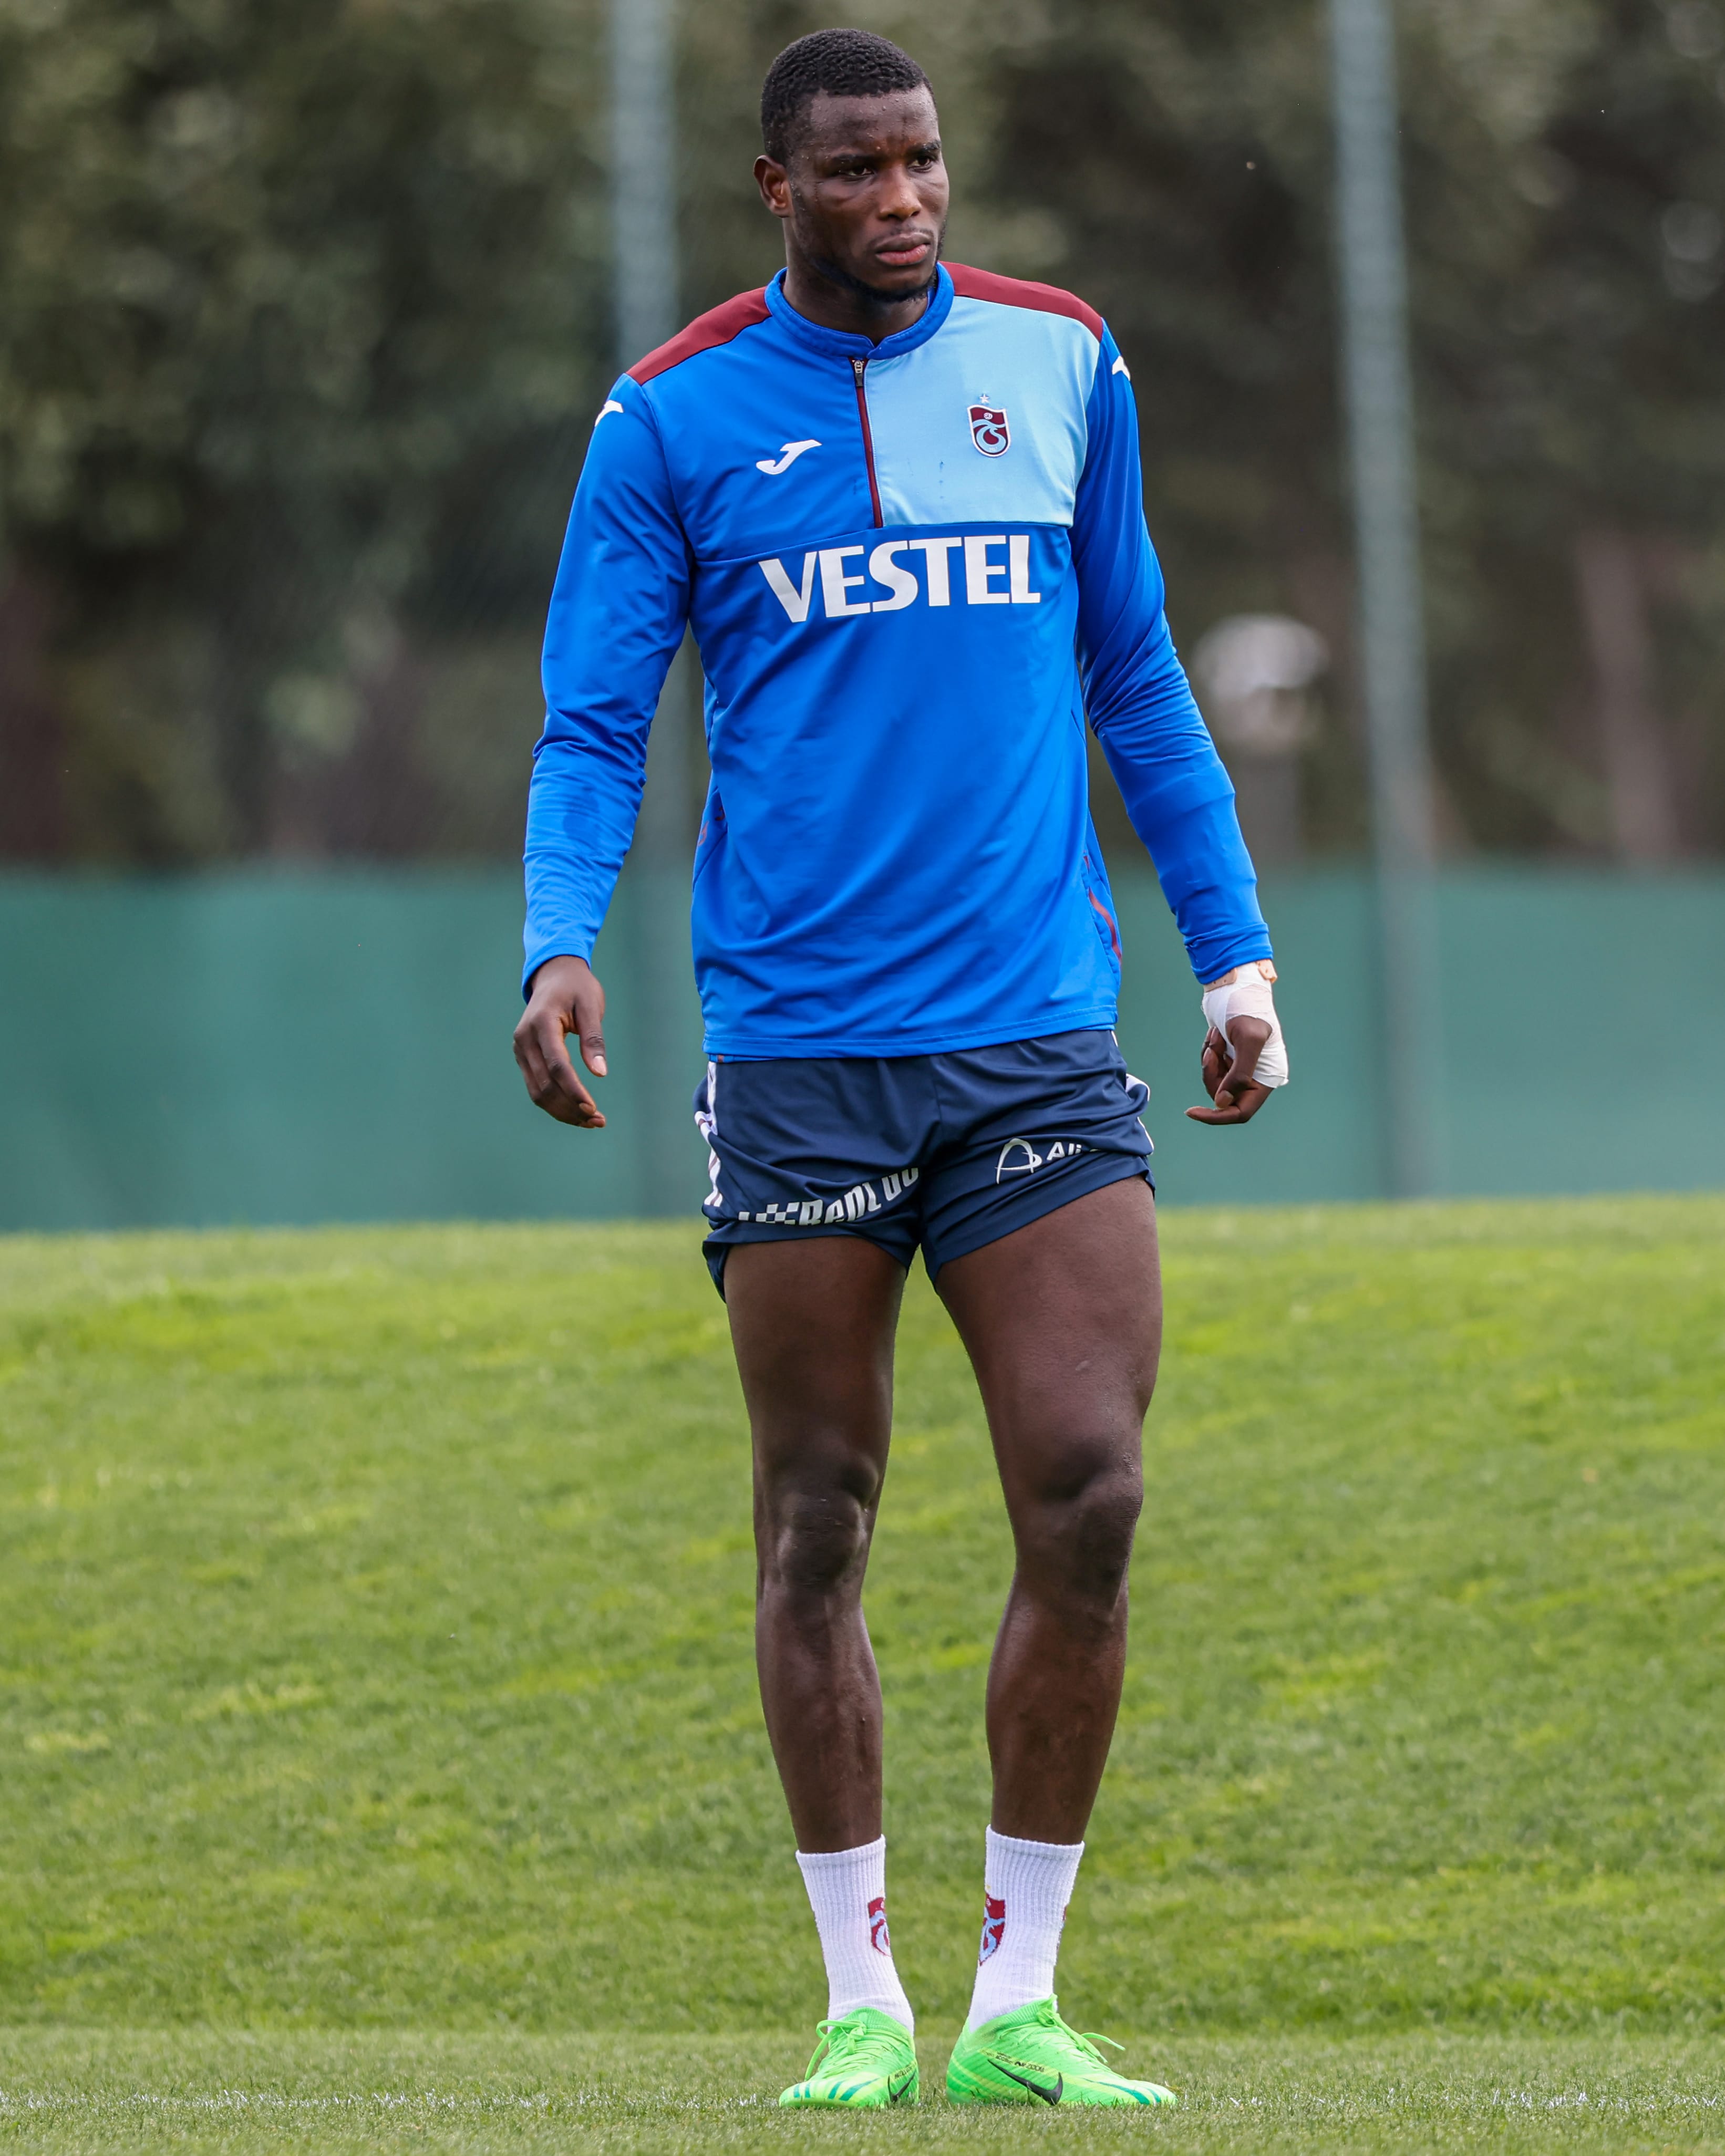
[877,164,923,218]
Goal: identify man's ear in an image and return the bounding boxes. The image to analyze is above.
[755,154,792,219]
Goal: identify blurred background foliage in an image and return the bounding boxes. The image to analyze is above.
[0,0,1721,867]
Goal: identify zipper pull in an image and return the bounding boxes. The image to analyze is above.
[852,357,865,381]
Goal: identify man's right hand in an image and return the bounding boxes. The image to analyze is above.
[513,955,610,1128]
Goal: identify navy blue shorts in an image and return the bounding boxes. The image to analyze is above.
[693,1030,1153,1297]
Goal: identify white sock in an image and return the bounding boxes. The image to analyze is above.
[965,1827,1084,2030]
[795,1837,914,2031]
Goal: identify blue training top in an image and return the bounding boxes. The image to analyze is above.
[524,261,1272,1059]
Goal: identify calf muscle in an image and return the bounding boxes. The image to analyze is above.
[727,1236,905,1853]
[937,1176,1161,1842]
[725,1176,1161,1855]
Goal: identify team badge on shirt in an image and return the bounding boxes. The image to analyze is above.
[968,402,1011,456]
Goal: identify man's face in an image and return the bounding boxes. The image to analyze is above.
[757,87,948,299]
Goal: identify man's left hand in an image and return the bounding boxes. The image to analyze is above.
[1185,1017,1274,1124]
[1185,959,1287,1125]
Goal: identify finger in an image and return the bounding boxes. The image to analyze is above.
[520,1011,606,1128]
[1199,1025,1228,1102]
[1221,1015,1270,1092]
[511,1014,554,1098]
[512,1010,564,1099]
[539,1018,605,1125]
[1227,1078,1273,1122]
[540,1070,605,1128]
[570,977,608,1077]
[1185,1079,1273,1125]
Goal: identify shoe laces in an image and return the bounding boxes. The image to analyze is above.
[805,2015,905,2079]
[1032,1999,1125,2070]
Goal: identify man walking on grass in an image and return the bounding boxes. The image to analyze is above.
[514,27,1287,2110]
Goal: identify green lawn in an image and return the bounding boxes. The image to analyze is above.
[1,1198,1722,2145]
[3,2029,1723,2151]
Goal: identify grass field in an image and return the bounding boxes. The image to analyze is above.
[4,2029,1724,2151]
[2,1196,1722,2147]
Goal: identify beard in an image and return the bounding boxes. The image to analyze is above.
[813,251,942,307]
[789,200,944,308]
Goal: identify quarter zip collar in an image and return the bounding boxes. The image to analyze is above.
[763,263,954,362]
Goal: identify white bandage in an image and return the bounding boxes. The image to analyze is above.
[1200,960,1289,1089]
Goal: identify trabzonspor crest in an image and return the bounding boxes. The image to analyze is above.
[968,402,1010,456]
[869,1894,891,1955]
[978,1892,1006,1962]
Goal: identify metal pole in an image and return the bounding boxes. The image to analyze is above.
[1330,0,1443,1198]
[612,0,677,364]
[612,0,695,1216]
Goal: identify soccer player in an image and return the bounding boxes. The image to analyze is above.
[514,27,1288,2111]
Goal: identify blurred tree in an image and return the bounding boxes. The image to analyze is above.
[945,0,1725,858]
[0,0,608,859]
[0,0,1720,864]
[1421,0,1725,857]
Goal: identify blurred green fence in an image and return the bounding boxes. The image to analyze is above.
[2,867,1721,1234]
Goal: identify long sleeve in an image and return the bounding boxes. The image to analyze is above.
[1072,330,1273,983]
[522,377,691,993]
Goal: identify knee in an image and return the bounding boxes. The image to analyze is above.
[757,1453,882,1600]
[1014,1455,1142,1609]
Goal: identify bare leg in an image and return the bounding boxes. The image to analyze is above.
[725,1235,905,1852]
[936,1176,1161,1842]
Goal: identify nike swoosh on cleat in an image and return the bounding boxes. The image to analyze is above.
[997,2064,1062,2105]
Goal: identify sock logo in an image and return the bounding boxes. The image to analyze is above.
[867,1894,891,1955]
[978,1892,1006,1963]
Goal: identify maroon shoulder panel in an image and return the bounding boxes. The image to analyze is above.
[628,289,772,385]
[944,262,1105,340]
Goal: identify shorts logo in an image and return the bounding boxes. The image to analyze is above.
[969,402,1011,456]
[869,1895,891,1954]
[996,1138,1043,1180]
[994,1138,1088,1183]
[738,1167,919,1227]
[978,1892,1006,1963]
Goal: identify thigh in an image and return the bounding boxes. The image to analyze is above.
[916,1029,1154,1284]
[726,1235,908,1503]
[695,1055,928,1294]
[935,1176,1161,1508]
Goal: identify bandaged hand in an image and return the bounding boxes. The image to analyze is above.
[1186,960,1288,1125]
[1202,959,1289,1087]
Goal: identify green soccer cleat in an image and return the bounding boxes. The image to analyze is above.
[778,2007,920,2108]
[946,1997,1177,2108]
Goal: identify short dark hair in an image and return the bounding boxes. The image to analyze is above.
[759,29,931,164]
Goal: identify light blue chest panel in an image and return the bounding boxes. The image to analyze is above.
[865,296,1098,530]
[642,289,1100,569]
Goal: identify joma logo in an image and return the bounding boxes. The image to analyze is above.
[759,535,1042,623]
